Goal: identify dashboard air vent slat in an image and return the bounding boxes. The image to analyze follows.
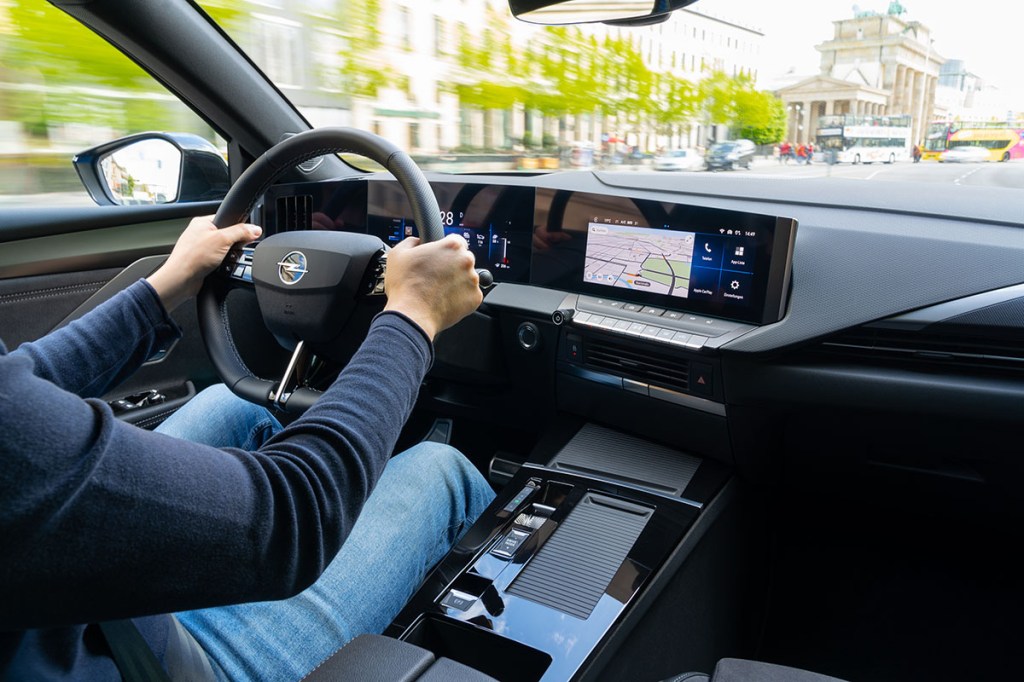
[275,195,313,232]
[584,335,689,392]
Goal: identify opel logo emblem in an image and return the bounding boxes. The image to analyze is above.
[277,251,308,285]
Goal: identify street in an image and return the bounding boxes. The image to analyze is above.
[734,158,1024,187]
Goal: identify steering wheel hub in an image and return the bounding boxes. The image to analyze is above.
[251,231,386,349]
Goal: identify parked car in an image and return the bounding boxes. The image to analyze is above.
[704,139,756,170]
[653,148,704,171]
[940,145,991,163]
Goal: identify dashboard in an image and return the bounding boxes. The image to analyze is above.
[247,169,1024,484]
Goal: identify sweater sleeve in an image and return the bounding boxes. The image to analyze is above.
[0,311,432,630]
[8,279,181,398]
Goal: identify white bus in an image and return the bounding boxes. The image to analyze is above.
[816,114,912,164]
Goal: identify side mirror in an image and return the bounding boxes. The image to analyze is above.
[509,0,698,25]
[74,132,229,206]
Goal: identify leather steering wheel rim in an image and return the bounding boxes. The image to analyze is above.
[197,127,443,408]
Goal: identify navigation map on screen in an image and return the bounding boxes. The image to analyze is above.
[583,223,696,298]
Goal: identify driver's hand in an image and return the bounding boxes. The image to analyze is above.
[147,215,262,311]
[383,235,482,340]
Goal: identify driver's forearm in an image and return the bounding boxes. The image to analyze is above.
[9,279,181,398]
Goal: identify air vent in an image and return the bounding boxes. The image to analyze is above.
[584,335,689,392]
[275,194,313,232]
[821,326,1024,371]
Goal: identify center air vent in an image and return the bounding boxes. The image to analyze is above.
[584,335,689,393]
[275,194,313,232]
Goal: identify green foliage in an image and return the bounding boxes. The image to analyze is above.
[337,0,393,98]
[0,0,218,137]
[735,92,787,145]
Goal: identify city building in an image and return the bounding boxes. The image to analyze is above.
[776,6,944,145]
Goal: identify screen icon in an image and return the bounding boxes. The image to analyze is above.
[704,242,713,253]
[735,246,745,256]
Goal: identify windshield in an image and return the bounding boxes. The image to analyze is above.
[201,0,1018,183]
[2,0,1020,200]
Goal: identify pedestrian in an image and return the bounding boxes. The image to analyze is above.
[913,143,922,163]
[796,144,807,164]
[806,142,814,165]
[779,141,791,164]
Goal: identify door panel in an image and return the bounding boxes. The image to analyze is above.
[0,206,220,428]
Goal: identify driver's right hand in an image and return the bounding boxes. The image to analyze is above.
[383,234,482,340]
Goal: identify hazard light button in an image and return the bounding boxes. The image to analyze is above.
[690,362,714,397]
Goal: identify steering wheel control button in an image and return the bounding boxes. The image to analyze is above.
[516,322,541,351]
[441,590,477,612]
[277,250,309,285]
[491,529,531,559]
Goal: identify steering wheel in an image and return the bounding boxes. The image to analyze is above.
[197,128,445,413]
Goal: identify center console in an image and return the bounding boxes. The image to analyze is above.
[383,423,734,682]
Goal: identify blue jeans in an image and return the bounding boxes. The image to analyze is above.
[156,385,495,681]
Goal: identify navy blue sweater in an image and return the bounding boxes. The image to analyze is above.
[0,280,433,679]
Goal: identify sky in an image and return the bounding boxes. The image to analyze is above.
[705,0,1022,110]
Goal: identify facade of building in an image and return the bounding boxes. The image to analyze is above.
[777,8,944,146]
[235,0,763,155]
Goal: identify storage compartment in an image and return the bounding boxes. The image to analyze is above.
[401,614,552,682]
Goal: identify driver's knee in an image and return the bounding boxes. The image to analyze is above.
[391,442,495,535]
[155,383,282,449]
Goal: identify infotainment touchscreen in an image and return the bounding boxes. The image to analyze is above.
[533,189,796,324]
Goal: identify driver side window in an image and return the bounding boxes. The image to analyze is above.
[0,1,225,208]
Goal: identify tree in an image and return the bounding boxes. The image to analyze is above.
[735,91,787,145]
[1,0,232,136]
[336,0,392,98]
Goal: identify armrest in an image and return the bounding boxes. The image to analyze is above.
[302,634,497,682]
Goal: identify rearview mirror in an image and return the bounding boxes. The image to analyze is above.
[509,0,698,25]
[74,132,229,206]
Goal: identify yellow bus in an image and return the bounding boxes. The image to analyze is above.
[923,122,1024,162]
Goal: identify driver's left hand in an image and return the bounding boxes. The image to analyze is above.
[147,216,262,311]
